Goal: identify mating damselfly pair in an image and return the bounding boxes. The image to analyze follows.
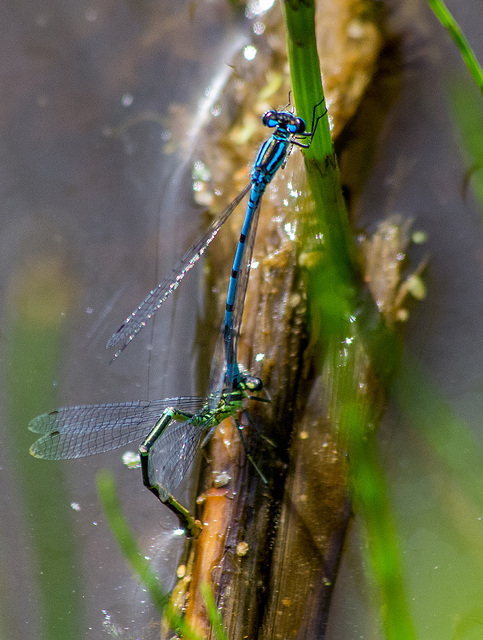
[29,102,326,536]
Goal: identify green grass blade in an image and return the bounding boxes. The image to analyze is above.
[427,0,483,93]
[281,3,417,638]
[96,470,204,640]
[200,581,228,640]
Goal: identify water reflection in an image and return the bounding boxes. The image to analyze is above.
[0,0,249,637]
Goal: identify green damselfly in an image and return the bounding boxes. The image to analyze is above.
[29,372,265,537]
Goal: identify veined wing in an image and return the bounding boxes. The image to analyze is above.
[106,183,251,360]
[147,410,217,497]
[29,397,207,460]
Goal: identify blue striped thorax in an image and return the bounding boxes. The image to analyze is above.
[250,110,309,187]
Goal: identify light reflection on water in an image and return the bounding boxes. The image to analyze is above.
[0,0,249,638]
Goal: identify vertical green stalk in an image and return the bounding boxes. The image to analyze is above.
[282,0,358,345]
[340,391,417,640]
[281,0,332,160]
[281,1,417,638]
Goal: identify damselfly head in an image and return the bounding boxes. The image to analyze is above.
[261,110,307,135]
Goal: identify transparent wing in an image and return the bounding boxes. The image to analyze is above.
[29,397,206,460]
[106,183,251,360]
[206,324,228,412]
[147,413,214,497]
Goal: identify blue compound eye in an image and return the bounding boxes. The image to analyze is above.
[262,110,278,128]
[290,117,306,134]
